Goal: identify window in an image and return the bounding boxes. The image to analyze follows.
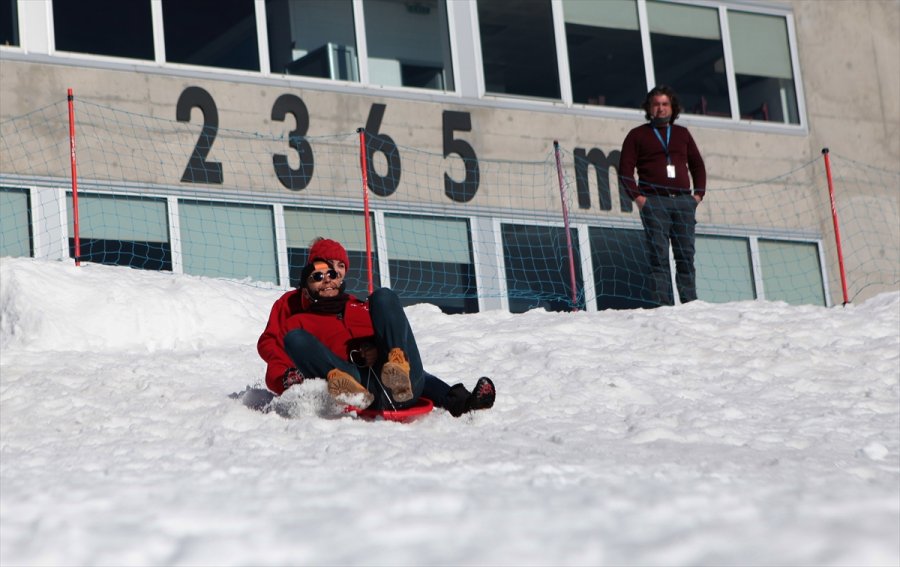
[363,0,454,90]
[758,239,825,306]
[0,187,32,257]
[502,223,583,312]
[647,1,731,117]
[478,0,560,99]
[589,226,657,310]
[590,229,828,308]
[729,11,800,124]
[563,0,646,109]
[695,234,755,302]
[1,0,18,47]
[284,208,378,296]
[385,214,476,313]
[265,0,359,81]
[67,193,170,270]
[163,0,259,71]
[53,0,153,60]
[179,200,276,283]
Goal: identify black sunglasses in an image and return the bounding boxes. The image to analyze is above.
[308,269,341,282]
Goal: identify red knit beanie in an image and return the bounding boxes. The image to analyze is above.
[307,238,350,269]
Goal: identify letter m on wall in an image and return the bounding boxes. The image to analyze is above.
[574,148,632,213]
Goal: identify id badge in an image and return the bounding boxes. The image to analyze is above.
[666,164,676,178]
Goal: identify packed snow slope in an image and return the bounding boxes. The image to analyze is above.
[1,257,898,566]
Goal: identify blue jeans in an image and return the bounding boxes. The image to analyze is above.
[639,194,698,306]
[284,288,448,410]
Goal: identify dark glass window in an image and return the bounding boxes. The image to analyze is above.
[0,187,33,257]
[265,0,359,80]
[53,0,153,60]
[647,0,731,117]
[69,238,173,271]
[501,223,583,313]
[589,226,659,310]
[389,260,477,314]
[563,0,646,109]
[1,0,19,47]
[478,0,560,99]
[384,214,477,314]
[66,193,172,271]
[729,11,799,124]
[364,0,454,91]
[163,0,259,71]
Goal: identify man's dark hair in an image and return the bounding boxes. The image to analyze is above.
[642,85,682,122]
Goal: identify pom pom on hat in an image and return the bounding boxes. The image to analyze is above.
[307,238,350,269]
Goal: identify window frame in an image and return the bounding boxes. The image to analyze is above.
[543,0,807,130]
[1,181,832,309]
[3,0,806,133]
[383,211,479,313]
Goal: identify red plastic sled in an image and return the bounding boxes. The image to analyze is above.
[345,397,434,422]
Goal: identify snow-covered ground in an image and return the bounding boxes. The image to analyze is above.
[1,257,898,566]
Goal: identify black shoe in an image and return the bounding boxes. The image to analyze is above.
[445,384,470,417]
[466,377,495,412]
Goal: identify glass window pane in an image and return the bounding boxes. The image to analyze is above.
[385,215,469,262]
[385,214,477,314]
[284,208,377,296]
[67,194,169,242]
[179,200,276,283]
[563,0,646,108]
[502,223,583,312]
[478,0,560,99]
[695,235,755,303]
[729,11,799,124]
[0,187,32,257]
[647,1,730,117]
[589,226,658,310]
[53,0,153,60]
[265,0,359,81]
[364,0,454,90]
[1,0,19,47]
[163,0,259,71]
[758,239,826,306]
[66,193,171,270]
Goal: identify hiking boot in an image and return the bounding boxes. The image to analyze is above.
[381,348,413,403]
[466,377,496,412]
[327,369,374,408]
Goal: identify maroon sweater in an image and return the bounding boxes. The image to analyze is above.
[619,123,706,201]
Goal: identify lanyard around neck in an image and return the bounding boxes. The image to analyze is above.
[650,124,671,164]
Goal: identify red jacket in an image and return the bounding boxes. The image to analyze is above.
[619,123,706,201]
[257,289,375,394]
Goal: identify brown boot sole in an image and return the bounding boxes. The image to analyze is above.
[327,372,374,408]
[381,362,413,403]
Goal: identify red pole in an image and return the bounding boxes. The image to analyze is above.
[67,88,81,267]
[822,148,850,306]
[357,128,375,295]
[553,140,579,310]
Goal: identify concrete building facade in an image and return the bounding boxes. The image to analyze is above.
[1,0,897,311]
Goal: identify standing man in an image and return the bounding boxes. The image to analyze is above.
[619,85,706,306]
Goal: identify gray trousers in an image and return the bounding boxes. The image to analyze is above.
[639,194,698,306]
